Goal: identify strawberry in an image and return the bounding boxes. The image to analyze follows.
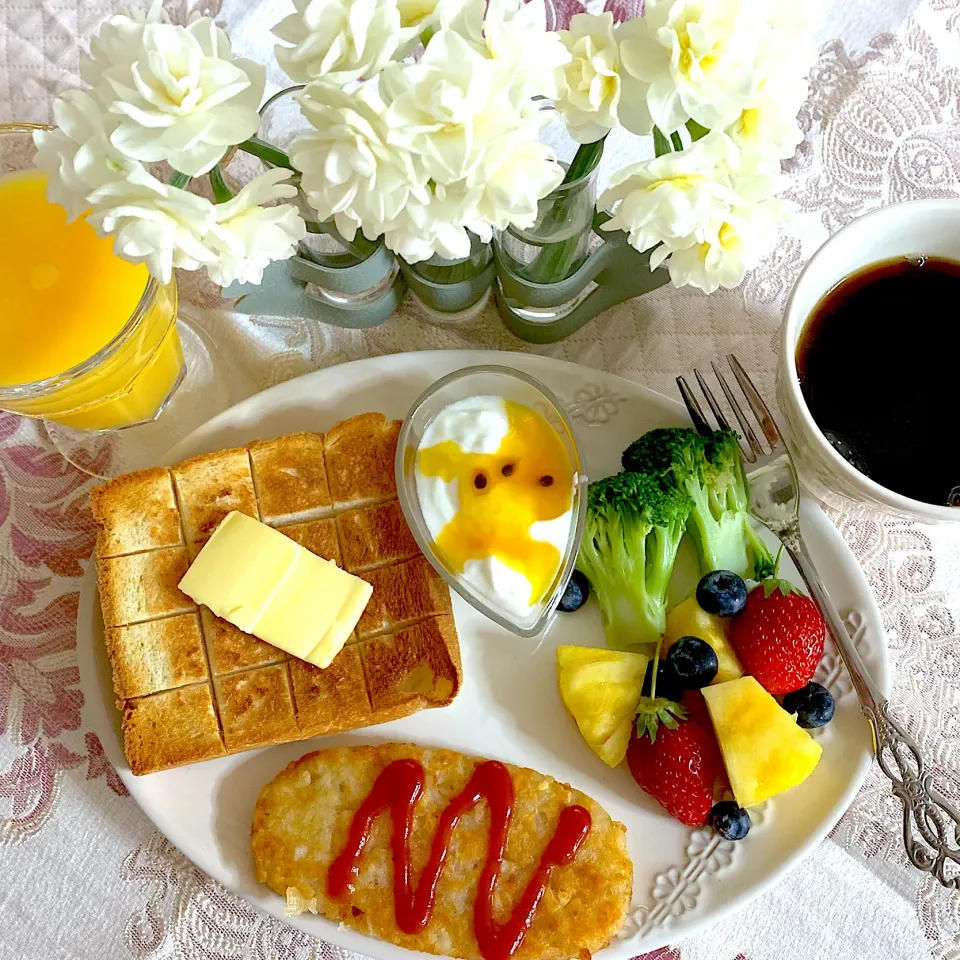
[729,578,825,695]
[626,717,721,826]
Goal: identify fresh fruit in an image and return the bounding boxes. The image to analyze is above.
[782,681,835,728]
[557,645,648,767]
[702,676,822,807]
[665,596,744,684]
[557,570,590,612]
[729,579,826,694]
[681,687,712,728]
[710,800,751,840]
[696,570,748,617]
[667,636,718,689]
[643,657,684,703]
[626,720,722,826]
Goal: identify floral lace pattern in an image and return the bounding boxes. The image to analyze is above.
[2,0,960,957]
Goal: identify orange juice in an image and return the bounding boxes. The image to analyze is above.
[0,171,183,431]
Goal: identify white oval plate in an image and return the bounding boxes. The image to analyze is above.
[77,350,889,958]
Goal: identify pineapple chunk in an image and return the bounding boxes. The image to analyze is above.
[703,676,822,807]
[557,646,649,767]
[665,596,743,684]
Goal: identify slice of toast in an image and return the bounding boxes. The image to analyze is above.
[323,413,401,507]
[249,433,331,524]
[91,467,182,558]
[91,417,462,775]
[337,500,420,573]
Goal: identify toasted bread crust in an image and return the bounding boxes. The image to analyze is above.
[93,417,462,775]
[251,744,632,960]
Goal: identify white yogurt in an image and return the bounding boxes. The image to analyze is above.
[415,394,573,618]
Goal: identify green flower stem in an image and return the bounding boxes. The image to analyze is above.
[209,165,233,204]
[686,119,710,141]
[237,136,296,170]
[670,130,684,152]
[167,170,190,189]
[652,126,672,157]
[519,137,605,285]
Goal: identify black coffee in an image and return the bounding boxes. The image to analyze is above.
[796,256,960,507]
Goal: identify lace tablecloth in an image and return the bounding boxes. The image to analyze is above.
[3,0,960,957]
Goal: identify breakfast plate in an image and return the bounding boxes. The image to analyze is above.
[76,349,889,957]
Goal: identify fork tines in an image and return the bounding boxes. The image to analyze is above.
[676,355,784,464]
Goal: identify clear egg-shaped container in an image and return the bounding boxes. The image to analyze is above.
[396,365,588,638]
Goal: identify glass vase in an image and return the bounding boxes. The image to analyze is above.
[495,164,599,286]
[401,233,495,328]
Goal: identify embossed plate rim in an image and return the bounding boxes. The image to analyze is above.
[76,349,890,957]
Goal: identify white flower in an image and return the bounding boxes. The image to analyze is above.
[480,0,571,101]
[665,177,792,292]
[84,164,219,283]
[205,169,307,286]
[618,0,771,135]
[381,185,476,262]
[290,79,427,243]
[92,15,264,177]
[80,1,168,89]
[555,13,634,144]
[725,75,808,164]
[33,90,136,220]
[470,124,563,236]
[599,131,739,253]
[396,0,473,46]
[381,30,516,182]
[600,131,791,291]
[273,0,402,84]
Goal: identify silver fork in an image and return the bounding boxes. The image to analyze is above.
[678,354,960,889]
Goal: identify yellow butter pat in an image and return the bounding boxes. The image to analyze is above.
[179,511,372,668]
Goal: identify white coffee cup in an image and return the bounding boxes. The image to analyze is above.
[776,198,960,522]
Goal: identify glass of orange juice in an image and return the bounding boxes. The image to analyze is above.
[0,123,220,477]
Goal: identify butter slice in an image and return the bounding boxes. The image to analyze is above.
[179,511,372,669]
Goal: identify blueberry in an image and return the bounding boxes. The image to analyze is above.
[782,681,835,728]
[667,636,719,689]
[710,800,751,841]
[557,570,590,613]
[643,659,684,703]
[696,570,748,617]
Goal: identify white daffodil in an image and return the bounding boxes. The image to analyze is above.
[32,89,135,220]
[290,79,428,244]
[726,75,808,164]
[556,12,636,143]
[381,183,477,262]
[471,124,564,236]
[205,169,307,286]
[84,164,219,284]
[381,30,515,182]
[480,0,571,101]
[664,182,792,292]
[273,0,402,84]
[396,0,473,48]
[94,15,264,177]
[617,0,769,135]
[599,131,740,253]
[80,0,165,88]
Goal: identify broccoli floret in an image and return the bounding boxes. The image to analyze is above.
[622,427,776,581]
[577,472,692,648]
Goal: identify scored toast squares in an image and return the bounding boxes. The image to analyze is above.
[249,433,331,524]
[91,413,462,775]
[91,467,182,558]
[323,413,401,506]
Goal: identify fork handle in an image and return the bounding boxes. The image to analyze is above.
[780,528,960,888]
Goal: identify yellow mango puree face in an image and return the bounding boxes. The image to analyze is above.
[417,400,573,605]
[0,170,149,385]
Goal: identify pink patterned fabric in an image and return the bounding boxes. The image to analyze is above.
[1,0,960,958]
